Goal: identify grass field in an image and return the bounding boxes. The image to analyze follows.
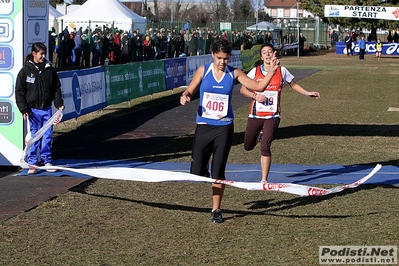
[1,52,398,265]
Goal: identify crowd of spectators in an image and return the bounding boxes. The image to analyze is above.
[49,24,299,70]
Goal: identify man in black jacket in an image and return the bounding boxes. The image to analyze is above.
[344,32,353,56]
[299,32,307,56]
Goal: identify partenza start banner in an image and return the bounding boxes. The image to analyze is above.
[325,5,399,20]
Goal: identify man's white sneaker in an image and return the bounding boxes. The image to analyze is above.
[45,163,57,173]
[260,180,267,184]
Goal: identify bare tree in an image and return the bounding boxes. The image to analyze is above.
[147,0,233,25]
[239,0,254,20]
[173,0,182,21]
[186,5,207,24]
[202,0,232,22]
[219,0,231,20]
[231,0,242,20]
[50,0,87,7]
[154,0,159,19]
[158,0,183,21]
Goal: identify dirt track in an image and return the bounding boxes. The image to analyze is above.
[0,68,317,222]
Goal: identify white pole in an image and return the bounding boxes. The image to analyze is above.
[297,1,300,57]
[171,0,174,24]
[316,16,319,46]
[256,0,259,31]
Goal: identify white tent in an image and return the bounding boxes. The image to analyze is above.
[58,0,146,33]
[247,21,283,44]
[246,21,281,32]
[49,5,63,31]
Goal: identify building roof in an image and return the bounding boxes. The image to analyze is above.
[265,0,298,8]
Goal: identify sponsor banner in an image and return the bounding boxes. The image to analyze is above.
[0,72,13,97]
[186,54,212,84]
[0,45,14,70]
[26,19,46,44]
[281,42,298,50]
[24,0,47,57]
[0,18,14,43]
[335,41,399,55]
[105,61,166,105]
[140,60,166,94]
[164,58,186,90]
[241,44,261,72]
[0,100,13,125]
[319,246,397,265]
[325,5,399,20]
[229,50,242,70]
[0,0,14,16]
[105,64,142,105]
[0,0,23,166]
[57,67,106,121]
[27,0,47,17]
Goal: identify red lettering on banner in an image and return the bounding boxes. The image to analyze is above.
[342,179,361,189]
[214,179,234,185]
[263,183,291,191]
[307,187,329,196]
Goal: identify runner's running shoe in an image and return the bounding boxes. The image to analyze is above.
[211,209,224,223]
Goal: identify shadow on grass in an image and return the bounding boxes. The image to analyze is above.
[69,179,397,221]
[232,124,399,148]
[276,124,399,138]
[52,91,197,161]
[242,184,396,214]
[282,161,399,185]
[54,123,399,163]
